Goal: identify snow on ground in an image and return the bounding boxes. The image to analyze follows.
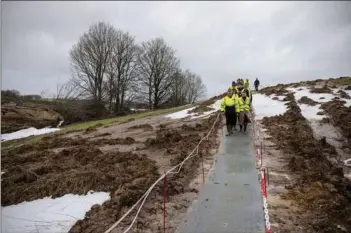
[344,158,351,167]
[287,86,351,120]
[166,100,221,120]
[299,105,324,121]
[1,127,60,142]
[252,93,288,120]
[286,87,335,103]
[166,107,196,119]
[273,95,286,101]
[1,191,110,233]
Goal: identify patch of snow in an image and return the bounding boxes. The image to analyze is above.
[190,99,221,119]
[299,104,324,121]
[165,107,196,119]
[130,108,147,112]
[286,87,335,103]
[344,158,351,167]
[166,99,222,120]
[1,191,110,233]
[273,95,287,101]
[252,93,288,120]
[56,120,64,128]
[1,127,60,142]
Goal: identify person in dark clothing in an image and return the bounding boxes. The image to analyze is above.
[254,78,260,91]
[220,90,238,136]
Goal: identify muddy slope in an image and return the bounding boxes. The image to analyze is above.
[1,102,63,133]
[321,100,351,149]
[2,110,222,233]
[262,94,351,232]
[69,114,222,233]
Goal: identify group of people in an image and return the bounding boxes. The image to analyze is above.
[219,78,258,136]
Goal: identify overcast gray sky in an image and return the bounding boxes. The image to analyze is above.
[2,1,351,97]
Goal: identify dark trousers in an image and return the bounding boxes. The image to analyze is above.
[225,112,237,126]
[255,85,259,91]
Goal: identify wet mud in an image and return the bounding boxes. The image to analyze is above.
[261,95,351,232]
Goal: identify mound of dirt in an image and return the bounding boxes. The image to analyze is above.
[321,100,351,144]
[1,102,63,133]
[94,137,136,145]
[310,85,332,94]
[298,96,319,106]
[1,146,158,206]
[145,128,183,147]
[128,123,153,131]
[337,90,351,99]
[262,96,351,232]
[261,86,289,96]
[188,105,215,114]
[1,135,137,163]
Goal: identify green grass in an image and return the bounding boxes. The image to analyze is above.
[62,104,194,133]
[1,104,195,149]
[332,77,351,86]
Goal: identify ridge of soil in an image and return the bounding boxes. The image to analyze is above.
[261,93,351,232]
[298,96,319,106]
[128,123,154,131]
[337,90,351,99]
[321,100,351,150]
[310,85,333,94]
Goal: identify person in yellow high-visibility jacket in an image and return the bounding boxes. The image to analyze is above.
[220,89,239,136]
[229,81,238,93]
[244,79,250,89]
[243,86,253,107]
[237,91,251,133]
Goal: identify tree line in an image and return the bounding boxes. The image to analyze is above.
[67,21,207,115]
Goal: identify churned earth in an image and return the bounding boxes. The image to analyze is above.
[1,97,224,233]
[255,77,351,233]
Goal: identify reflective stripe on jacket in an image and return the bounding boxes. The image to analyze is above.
[220,96,238,113]
[237,96,250,112]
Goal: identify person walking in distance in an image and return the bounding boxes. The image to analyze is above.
[254,78,260,91]
[237,91,251,133]
[220,89,238,136]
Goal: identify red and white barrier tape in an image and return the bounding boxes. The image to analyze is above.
[260,169,271,233]
[252,111,272,233]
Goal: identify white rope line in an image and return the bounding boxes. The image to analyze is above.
[104,113,221,233]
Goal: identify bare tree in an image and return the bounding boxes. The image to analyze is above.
[184,70,207,104]
[137,38,180,109]
[55,80,83,100]
[170,69,188,106]
[70,21,116,102]
[105,30,139,113]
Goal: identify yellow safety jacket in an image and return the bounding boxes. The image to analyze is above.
[220,95,238,113]
[228,85,238,93]
[237,96,250,112]
[244,80,250,89]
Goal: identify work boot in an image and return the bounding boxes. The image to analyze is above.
[226,125,231,136]
[229,125,234,134]
[244,124,247,133]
